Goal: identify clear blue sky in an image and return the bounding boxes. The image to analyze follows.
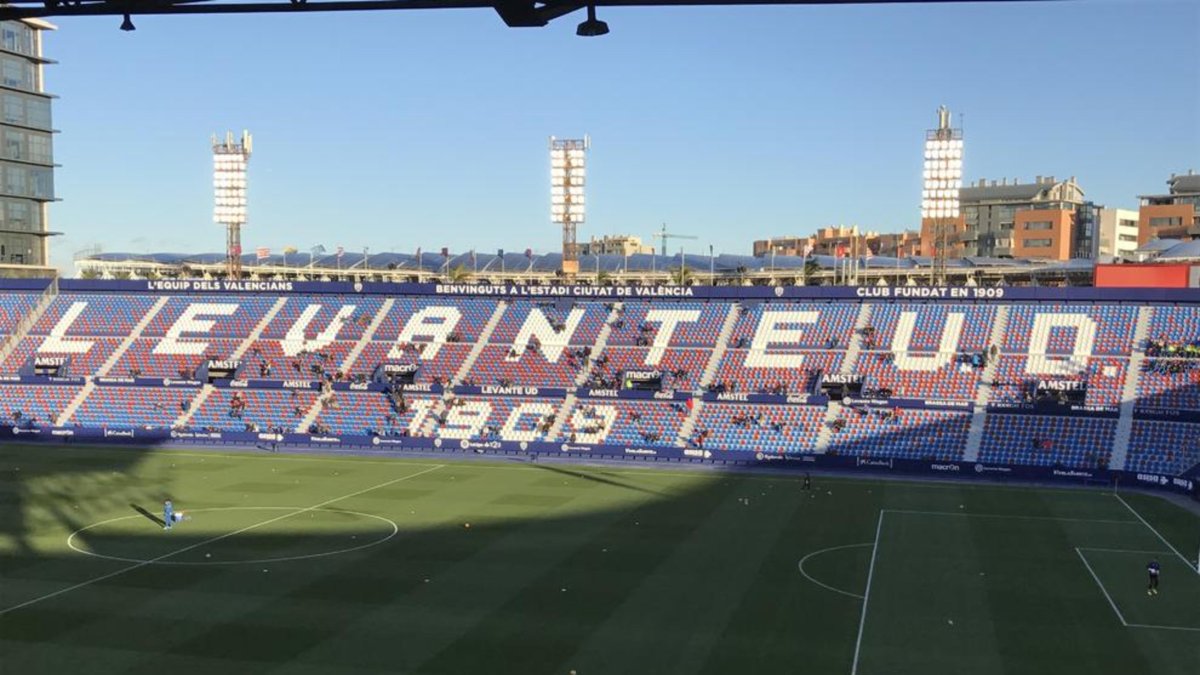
[45,0,1198,271]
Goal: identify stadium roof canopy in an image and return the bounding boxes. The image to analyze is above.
[85,250,1089,274]
[1157,240,1200,261]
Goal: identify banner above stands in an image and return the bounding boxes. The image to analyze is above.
[37,278,1200,304]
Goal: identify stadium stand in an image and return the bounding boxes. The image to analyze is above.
[0,292,42,336]
[0,384,77,427]
[0,281,1196,486]
[827,406,971,461]
[558,398,690,447]
[978,415,1117,469]
[1126,419,1200,475]
[693,403,826,455]
[70,385,190,430]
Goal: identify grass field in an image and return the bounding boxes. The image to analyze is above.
[2,443,1198,675]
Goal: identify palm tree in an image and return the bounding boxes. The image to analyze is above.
[112,270,131,280]
[669,264,693,286]
[448,264,471,283]
[79,268,102,280]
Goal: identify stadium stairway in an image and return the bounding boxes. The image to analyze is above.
[840,302,873,375]
[0,278,57,367]
[421,397,449,437]
[176,297,288,429]
[452,300,508,384]
[54,294,172,427]
[699,303,741,388]
[338,297,394,374]
[814,400,841,454]
[94,296,171,377]
[295,386,333,433]
[675,397,703,447]
[546,392,576,440]
[964,304,1010,462]
[293,298,396,431]
[575,302,622,387]
[812,304,873,452]
[1110,305,1154,471]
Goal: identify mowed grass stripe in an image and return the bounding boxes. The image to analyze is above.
[374,473,736,674]
[276,467,681,671]
[564,477,812,674]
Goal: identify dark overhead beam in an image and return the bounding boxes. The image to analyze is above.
[0,0,1068,22]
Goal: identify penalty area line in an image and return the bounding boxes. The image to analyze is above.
[1114,494,1198,575]
[0,464,444,616]
[1075,547,1129,627]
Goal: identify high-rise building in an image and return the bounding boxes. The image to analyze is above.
[1095,207,1140,259]
[1137,171,1199,244]
[957,176,1092,260]
[0,19,55,277]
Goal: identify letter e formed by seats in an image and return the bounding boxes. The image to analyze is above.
[153,304,239,355]
[746,311,820,368]
[891,311,965,371]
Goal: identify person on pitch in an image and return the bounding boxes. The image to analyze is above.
[1146,559,1161,596]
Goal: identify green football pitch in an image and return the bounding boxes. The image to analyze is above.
[2,444,1198,675]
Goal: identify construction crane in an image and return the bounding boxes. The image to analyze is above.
[655,223,698,258]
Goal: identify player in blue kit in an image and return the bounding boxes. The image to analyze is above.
[163,499,174,531]
[1146,559,1160,595]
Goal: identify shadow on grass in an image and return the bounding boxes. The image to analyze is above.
[529,461,665,496]
[129,503,165,527]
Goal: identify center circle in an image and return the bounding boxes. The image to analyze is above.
[67,506,399,566]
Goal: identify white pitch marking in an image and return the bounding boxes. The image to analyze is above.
[849,512,884,675]
[1075,547,1129,627]
[885,508,1137,525]
[1114,494,1197,575]
[0,464,443,615]
[66,506,398,566]
[797,542,872,600]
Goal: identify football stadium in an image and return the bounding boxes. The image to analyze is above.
[1,1,1199,674]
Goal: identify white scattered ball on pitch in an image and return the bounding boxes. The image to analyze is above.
[424,578,430,583]
[827,491,832,495]
[947,619,954,625]
[262,569,269,573]
[561,588,567,592]
[205,553,211,558]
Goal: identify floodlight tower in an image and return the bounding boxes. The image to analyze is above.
[213,130,252,279]
[921,106,963,285]
[550,135,588,278]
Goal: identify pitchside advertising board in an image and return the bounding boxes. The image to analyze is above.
[2,423,1195,499]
